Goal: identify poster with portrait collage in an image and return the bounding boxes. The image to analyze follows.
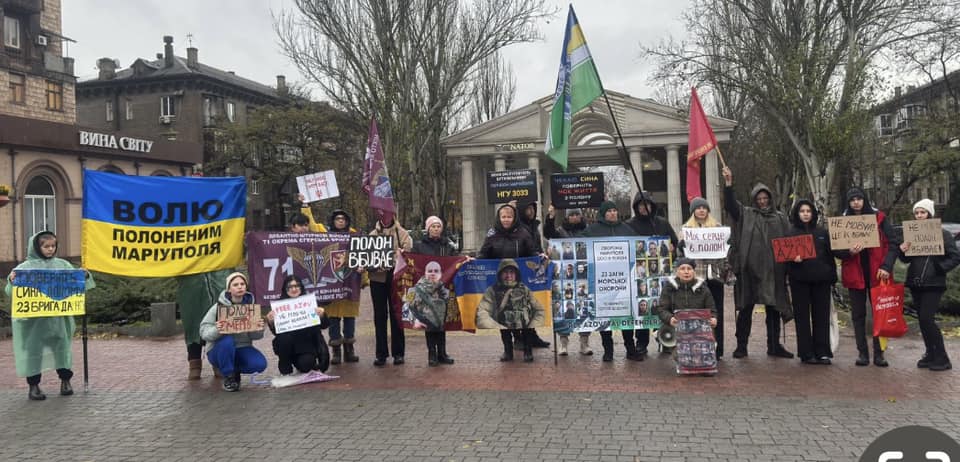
[547,236,671,333]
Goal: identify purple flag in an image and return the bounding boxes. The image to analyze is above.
[361,118,397,221]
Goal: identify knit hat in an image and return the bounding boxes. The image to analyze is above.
[846,187,866,203]
[226,272,248,288]
[425,215,443,230]
[674,257,696,270]
[913,198,935,217]
[688,197,710,215]
[598,201,618,217]
[565,208,583,218]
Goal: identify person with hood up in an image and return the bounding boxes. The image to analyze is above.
[475,259,546,362]
[368,210,413,366]
[585,201,645,362]
[411,216,464,366]
[679,197,728,359]
[320,209,369,365]
[832,187,900,367]
[897,199,959,371]
[786,199,836,365]
[722,167,794,359]
[199,272,267,392]
[265,275,330,374]
[479,203,541,361]
[5,231,96,401]
[627,191,679,360]
[514,199,552,350]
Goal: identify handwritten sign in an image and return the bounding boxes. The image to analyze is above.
[681,227,730,259]
[216,304,261,334]
[270,294,321,334]
[10,269,86,318]
[772,235,816,263]
[296,170,340,203]
[550,173,604,208]
[486,169,537,204]
[827,215,880,250]
[903,219,944,256]
[348,236,395,269]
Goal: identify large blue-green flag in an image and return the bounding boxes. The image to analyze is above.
[545,5,604,171]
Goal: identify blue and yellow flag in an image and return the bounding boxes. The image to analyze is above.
[81,170,246,277]
[454,257,553,330]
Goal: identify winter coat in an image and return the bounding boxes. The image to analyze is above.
[199,291,265,349]
[627,191,678,247]
[657,276,716,324]
[785,199,837,284]
[176,269,232,345]
[267,304,331,370]
[4,232,96,378]
[475,259,545,329]
[543,214,587,239]
[300,205,329,232]
[478,204,539,259]
[367,218,413,283]
[412,235,458,257]
[832,200,900,290]
[899,228,960,289]
[583,217,636,238]
[323,209,368,318]
[517,199,545,253]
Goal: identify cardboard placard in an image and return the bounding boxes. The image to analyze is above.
[10,269,86,318]
[550,173,604,208]
[903,219,944,256]
[681,227,731,259]
[270,294,322,334]
[486,169,537,204]
[772,234,816,263]
[216,304,262,334]
[827,215,880,250]
[348,236,395,269]
[296,170,340,203]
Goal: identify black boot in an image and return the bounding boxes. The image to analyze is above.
[60,379,73,396]
[343,339,359,363]
[873,341,888,367]
[427,335,439,367]
[625,336,643,361]
[929,349,953,371]
[917,350,933,369]
[527,329,551,348]
[855,350,870,366]
[733,342,748,359]
[330,345,342,365]
[523,344,534,362]
[601,332,614,362]
[28,384,46,401]
[500,330,514,361]
[437,334,454,365]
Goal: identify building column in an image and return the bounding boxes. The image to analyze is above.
[628,146,644,200]
[494,155,506,172]
[527,152,543,237]
[666,145,682,233]
[461,158,477,253]
[705,149,721,224]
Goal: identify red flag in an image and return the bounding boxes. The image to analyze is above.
[686,87,718,202]
[361,118,397,222]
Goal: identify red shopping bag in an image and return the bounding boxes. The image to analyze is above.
[870,280,908,338]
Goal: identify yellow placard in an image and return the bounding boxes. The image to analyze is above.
[11,286,85,318]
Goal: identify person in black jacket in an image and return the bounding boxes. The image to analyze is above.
[626,191,678,359]
[515,200,552,349]
[897,199,960,371]
[411,216,460,366]
[265,275,331,375]
[544,205,587,239]
[478,204,541,361]
[786,199,837,365]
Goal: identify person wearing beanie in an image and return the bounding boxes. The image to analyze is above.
[679,197,728,359]
[897,198,960,371]
[412,216,460,366]
[721,167,794,360]
[584,200,645,362]
[833,187,900,367]
[323,209,368,365]
[199,272,267,392]
[627,191,679,359]
[786,199,836,365]
[368,210,413,367]
[479,203,541,361]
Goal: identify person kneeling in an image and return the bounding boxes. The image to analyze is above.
[200,272,267,392]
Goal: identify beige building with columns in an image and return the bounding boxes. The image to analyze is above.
[441,91,736,253]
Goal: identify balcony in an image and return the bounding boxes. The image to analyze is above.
[1,0,42,14]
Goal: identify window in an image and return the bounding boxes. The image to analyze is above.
[9,73,25,104]
[876,114,893,137]
[23,176,56,238]
[45,81,63,111]
[938,187,945,204]
[106,101,114,122]
[125,100,134,120]
[203,96,217,125]
[226,101,236,123]
[160,96,176,117]
[897,104,926,130]
[250,179,260,195]
[4,16,20,49]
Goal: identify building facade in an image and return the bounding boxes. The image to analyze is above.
[76,36,288,230]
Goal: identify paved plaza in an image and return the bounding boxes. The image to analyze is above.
[1,292,958,461]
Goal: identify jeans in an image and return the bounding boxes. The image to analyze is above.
[328,317,356,342]
[206,335,267,377]
[911,288,948,360]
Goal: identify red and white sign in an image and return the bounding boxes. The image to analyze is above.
[296,170,339,203]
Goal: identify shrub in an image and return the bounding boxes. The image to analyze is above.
[85,272,178,323]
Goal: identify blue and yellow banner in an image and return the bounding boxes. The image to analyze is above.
[81,169,246,277]
[11,269,86,318]
[454,257,553,330]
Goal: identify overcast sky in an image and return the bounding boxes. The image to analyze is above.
[62,0,690,108]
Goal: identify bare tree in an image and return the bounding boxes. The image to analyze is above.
[275,0,553,226]
[645,0,960,213]
[467,51,517,127]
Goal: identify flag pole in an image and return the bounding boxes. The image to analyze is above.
[714,144,729,170]
[599,91,642,193]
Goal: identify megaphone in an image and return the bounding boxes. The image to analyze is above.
[656,325,677,350]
